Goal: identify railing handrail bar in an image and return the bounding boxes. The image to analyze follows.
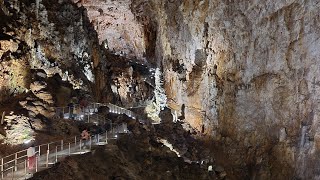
[0,101,131,169]
[0,123,127,177]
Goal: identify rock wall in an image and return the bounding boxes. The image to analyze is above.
[74,0,147,61]
[0,0,101,100]
[0,0,106,144]
[0,0,155,145]
[1,0,320,178]
[128,0,320,179]
[75,0,320,178]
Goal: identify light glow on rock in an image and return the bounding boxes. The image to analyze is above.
[145,68,167,123]
[158,138,180,157]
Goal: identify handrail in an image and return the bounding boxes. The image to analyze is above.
[0,123,128,179]
[0,102,138,179]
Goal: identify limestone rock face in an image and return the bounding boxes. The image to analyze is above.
[143,0,320,179]
[109,65,152,107]
[1,0,319,179]
[0,40,18,59]
[30,81,54,104]
[96,55,154,108]
[0,0,109,145]
[3,0,103,94]
[75,0,320,178]
[73,0,146,61]
[74,0,320,179]
[3,114,34,145]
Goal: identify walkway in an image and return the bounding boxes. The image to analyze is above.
[1,102,136,179]
[4,129,126,179]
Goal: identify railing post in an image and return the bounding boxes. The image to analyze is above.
[61,140,63,151]
[89,136,92,150]
[55,146,58,163]
[80,139,82,151]
[1,158,4,179]
[75,136,77,147]
[46,144,49,168]
[97,134,100,144]
[11,167,14,179]
[14,153,17,171]
[35,156,38,172]
[105,131,108,144]
[87,114,89,123]
[68,143,71,156]
[39,145,41,157]
[24,159,27,176]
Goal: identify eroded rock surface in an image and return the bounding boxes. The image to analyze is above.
[79,0,320,179]
[0,0,320,179]
[0,0,107,146]
[73,0,147,61]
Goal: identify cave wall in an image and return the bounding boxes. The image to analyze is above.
[140,0,320,179]
[0,0,106,144]
[73,0,147,61]
[73,0,156,107]
[0,0,154,146]
[77,0,320,178]
[1,0,320,178]
[0,0,102,99]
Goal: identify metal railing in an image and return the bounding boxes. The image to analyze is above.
[53,103,103,121]
[106,103,148,124]
[107,103,136,119]
[0,102,138,179]
[0,123,128,179]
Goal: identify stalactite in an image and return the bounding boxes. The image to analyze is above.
[36,0,40,20]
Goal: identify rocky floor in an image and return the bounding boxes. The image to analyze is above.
[31,118,219,180]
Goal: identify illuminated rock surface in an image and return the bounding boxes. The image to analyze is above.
[0,0,320,179]
[116,1,320,179]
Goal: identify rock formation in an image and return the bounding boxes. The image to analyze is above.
[0,0,320,179]
[0,0,152,143]
[80,0,320,179]
[139,1,320,179]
